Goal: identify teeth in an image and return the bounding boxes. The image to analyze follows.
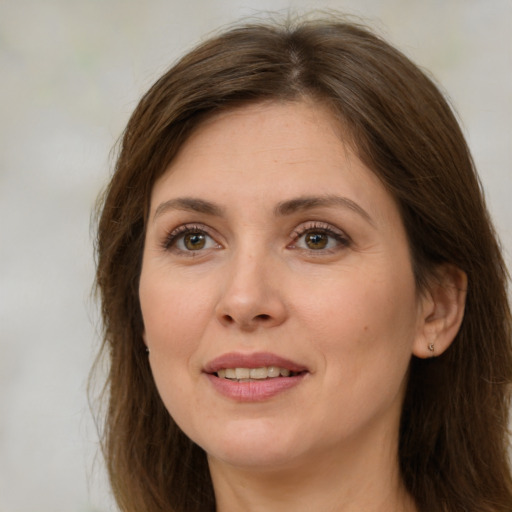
[267,366,280,377]
[216,366,298,381]
[235,368,250,379]
[249,367,267,379]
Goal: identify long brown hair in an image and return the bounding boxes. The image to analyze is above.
[93,16,512,512]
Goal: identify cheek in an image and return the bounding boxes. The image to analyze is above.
[303,267,419,382]
[139,273,209,426]
[139,269,213,353]
[139,268,220,420]
[309,277,417,432]
[305,265,417,334]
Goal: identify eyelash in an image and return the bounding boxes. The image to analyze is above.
[289,222,351,252]
[162,221,351,255]
[163,223,218,253]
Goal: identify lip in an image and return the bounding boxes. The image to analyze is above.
[203,352,309,402]
[204,352,308,374]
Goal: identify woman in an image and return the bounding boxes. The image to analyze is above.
[94,16,512,512]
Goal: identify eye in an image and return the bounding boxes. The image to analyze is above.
[164,225,220,253]
[291,223,350,252]
[301,232,331,250]
[180,232,211,250]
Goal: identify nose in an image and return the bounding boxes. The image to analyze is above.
[215,249,288,331]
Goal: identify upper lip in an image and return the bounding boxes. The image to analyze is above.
[204,352,308,374]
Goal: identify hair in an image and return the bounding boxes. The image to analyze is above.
[93,15,512,512]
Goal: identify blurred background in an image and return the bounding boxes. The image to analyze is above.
[0,0,510,510]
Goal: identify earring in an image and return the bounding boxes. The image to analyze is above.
[428,343,435,356]
[145,347,150,355]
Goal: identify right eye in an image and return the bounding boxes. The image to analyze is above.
[164,225,220,253]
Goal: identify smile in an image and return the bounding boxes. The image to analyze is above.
[217,367,298,380]
[205,352,308,401]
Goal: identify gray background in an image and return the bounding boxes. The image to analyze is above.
[1,0,510,510]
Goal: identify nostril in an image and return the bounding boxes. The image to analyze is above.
[255,314,271,321]
[222,314,235,324]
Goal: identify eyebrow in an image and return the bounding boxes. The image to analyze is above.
[153,197,224,220]
[153,194,373,225]
[275,195,374,225]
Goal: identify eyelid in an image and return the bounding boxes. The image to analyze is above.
[162,223,221,252]
[160,220,349,254]
[288,221,351,251]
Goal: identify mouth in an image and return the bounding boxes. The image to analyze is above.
[204,352,309,399]
[215,366,304,382]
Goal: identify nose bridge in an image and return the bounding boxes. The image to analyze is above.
[216,241,286,329]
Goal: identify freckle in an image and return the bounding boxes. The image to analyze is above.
[364,326,368,331]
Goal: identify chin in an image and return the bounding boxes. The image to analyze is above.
[207,445,303,472]
[198,419,307,470]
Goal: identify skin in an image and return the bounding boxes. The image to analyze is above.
[139,100,465,511]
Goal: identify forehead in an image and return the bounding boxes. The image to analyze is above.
[173,100,350,166]
[150,100,394,222]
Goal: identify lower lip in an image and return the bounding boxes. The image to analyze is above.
[205,373,306,402]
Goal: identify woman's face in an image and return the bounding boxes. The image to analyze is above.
[139,101,428,471]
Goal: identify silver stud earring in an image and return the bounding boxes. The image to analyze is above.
[145,347,150,355]
[428,343,435,355]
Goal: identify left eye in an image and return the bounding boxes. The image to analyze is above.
[293,228,348,251]
[301,232,330,250]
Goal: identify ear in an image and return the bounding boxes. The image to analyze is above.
[413,264,467,358]
[141,331,150,355]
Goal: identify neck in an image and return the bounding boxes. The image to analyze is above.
[208,429,417,512]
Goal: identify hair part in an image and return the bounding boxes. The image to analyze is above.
[93,15,512,512]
